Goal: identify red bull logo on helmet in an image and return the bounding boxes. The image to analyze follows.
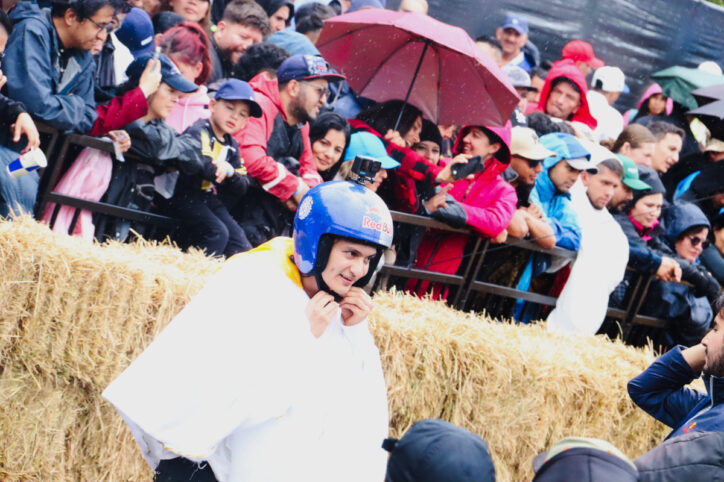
[362,215,392,235]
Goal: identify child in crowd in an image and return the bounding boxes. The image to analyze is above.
[166,79,262,257]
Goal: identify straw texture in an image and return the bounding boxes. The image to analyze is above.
[0,218,672,481]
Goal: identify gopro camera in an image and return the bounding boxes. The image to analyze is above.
[350,155,381,186]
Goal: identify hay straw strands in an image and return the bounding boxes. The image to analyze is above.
[0,218,671,481]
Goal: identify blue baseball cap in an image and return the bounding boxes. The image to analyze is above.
[115,8,155,58]
[345,132,400,169]
[501,14,529,35]
[214,79,262,118]
[276,54,346,84]
[540,132,597,173]
[126,53,198,94]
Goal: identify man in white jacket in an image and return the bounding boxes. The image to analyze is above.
[547,143,630,335]
[103,180,393,481]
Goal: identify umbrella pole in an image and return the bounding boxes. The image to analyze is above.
[393,40,430,132]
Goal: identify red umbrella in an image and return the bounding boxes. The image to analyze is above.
[317,10,519,128]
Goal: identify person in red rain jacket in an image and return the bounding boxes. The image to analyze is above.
[527,59,597,130]
[407,123,518,300]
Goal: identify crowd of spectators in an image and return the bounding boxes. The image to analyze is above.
[0,0,722,478]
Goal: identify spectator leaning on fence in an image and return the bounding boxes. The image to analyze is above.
[5,0,128,134]
[547,143,629,335]
[232,54,342,246]
[531,59,597,131]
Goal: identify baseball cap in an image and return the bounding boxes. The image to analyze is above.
[561,40,604,69]
[501,13,529,35]
[615,154,651,191]
[276,54,346,84]
[345,132,399,169]
[591,66,627,93]
[115,8,155,58]
[540,132,597,173]
[704,137,724,153]
[503,64,537,91]
[510,126,555,160]
[125,53,199,94]
[383,419,496,482]
[214,79,262,118]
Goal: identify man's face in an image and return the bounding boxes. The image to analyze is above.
[514,87,529,111]
[548,160,581,193]
[214,22,263,64]
[545,80,581,120]
[527,75,544,105]
[268,5,290,33]
[651,133,682,173]
[412,140,441,163]
[68,5,115,51]
[608,182,633,212]
[495,27,526,56]
[510,155,542,185]
[288,78,329,124]
[702,310,724,377]
[321,239,378,297]
[582,167,621,210]
[461,127,500,159]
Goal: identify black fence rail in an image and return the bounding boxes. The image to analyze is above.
[30,125,681,343]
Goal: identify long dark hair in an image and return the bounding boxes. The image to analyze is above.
[356,100,422,138]
[309,112,351,181]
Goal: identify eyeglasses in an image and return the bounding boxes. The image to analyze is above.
[301,81,330,100]
[687,235,710,250]
[86,17,115,35]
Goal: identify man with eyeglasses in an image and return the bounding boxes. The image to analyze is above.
[232,54,344,247]
[5,0,128,134]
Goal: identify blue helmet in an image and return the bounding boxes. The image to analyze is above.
[293,181,393,292]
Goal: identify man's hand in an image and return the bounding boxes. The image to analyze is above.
[681,343,707,375]
[435,154,472,184]
[12,112,40,153]
[525,203,544,219]
[108,130,131,153]
[291,181,310,206]
[424,184,452,214]
[139,58,162,97]
[656,256,682,283]
[339,287,373,327]
[305,291,339,338]
[384,129,406,147]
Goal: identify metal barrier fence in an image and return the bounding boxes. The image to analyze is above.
[32,126,674,343]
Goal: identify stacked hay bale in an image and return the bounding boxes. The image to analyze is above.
[0,218,670,481]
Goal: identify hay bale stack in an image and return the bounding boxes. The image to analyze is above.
[0,218,669,481]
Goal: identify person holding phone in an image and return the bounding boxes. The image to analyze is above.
[406,122,517,300]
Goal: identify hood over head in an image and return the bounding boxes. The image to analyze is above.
[662,202,711,248]
[534,59,597,129]
[453,123,512,164]
[637,83,674,115]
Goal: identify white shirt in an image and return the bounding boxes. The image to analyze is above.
[546,181,629,335]
[587,90,624,142]
[103,238,389,482]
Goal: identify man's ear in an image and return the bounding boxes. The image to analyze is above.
[64,7,78,27]
[519,33,529,48]
[216,20,225,33]
[495,27,503,41]
[286,79,300,98]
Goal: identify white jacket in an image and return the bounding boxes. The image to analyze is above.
[103,237,389,481]
[546,182,629,335]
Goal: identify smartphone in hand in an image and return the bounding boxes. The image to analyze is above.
[451,155,484,180]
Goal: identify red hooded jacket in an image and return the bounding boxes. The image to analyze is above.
[233,72,322,201]
[531,59,597,129]
[408,124,518,300]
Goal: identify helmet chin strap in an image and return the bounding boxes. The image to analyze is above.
[314,271,344,302]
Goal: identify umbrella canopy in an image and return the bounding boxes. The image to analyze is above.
[317,10,519,127]
[692,83,724,107]
[688,99,724,139]
[651,66,724,110]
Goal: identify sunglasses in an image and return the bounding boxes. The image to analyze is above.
[687,235,710,250]
[525,158,542,168]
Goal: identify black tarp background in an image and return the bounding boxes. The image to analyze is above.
[385,0,724,110]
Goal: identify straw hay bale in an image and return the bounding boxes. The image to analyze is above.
[0,217,673,481]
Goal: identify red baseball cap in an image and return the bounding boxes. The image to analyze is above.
[561,40,604,69]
